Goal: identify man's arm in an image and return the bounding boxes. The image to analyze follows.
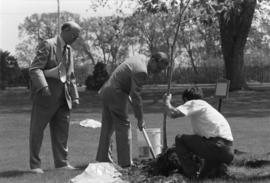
[129,72,147,130]
[29,41,50,94]
[164,94,185,118]
[130,85,144,130]
[69,48,79,106]
[69,72,79,106]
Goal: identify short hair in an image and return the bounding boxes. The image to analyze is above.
[61,22,71,31]
[151,52,169,68]
[182,87,203,101]
[61,21,81,31]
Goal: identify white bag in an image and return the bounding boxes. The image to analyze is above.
[69,163,126,183]
[79,119,102,128]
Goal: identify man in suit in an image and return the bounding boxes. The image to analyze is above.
[29,21,81,173]
[96,52,169,168]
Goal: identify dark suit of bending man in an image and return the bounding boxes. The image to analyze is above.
[96,52,169,168]
[29,21,81,174]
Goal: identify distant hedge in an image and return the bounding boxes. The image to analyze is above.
[85,62,109,91]
[3,65,269,89]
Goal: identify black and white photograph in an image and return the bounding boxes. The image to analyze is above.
[0,0,270,182]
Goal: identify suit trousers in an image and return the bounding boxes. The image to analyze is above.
[175,134,234,178]
[29,91,70,169]
[96,87,132,167]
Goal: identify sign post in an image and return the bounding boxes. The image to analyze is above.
[215,80,230,112]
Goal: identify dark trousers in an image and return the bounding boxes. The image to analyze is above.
[175,134,234,178]
[29,94,70,169]
[96,87,132,167]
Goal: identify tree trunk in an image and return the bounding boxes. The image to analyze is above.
[218,0,256,91]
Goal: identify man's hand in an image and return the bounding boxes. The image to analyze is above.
[72,99,80,108]
[41,86,51,96]
[137,119,145,131]
[163,93,172,104]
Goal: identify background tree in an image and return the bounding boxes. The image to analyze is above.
[18,11,81,41]
[85,0,139,66]
[136,0,257,90]
[0,50,22,90]
[14,0,270,88]
[130,10,168,55]
[15,39,36,68]
[246,0,270,66]
[217,0,257,90]
[0,50,8,90]
[85,16,130,66]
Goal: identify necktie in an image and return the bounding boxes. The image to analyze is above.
[59,45,68,83]
[62,45,69,67]
[62,44,67,57]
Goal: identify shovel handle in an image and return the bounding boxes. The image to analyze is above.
[142,128,156,159]
[128,97,156,159]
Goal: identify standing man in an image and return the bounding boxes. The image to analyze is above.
[29,21,81,173]
[96,52,169,168]
[164,87,234,178]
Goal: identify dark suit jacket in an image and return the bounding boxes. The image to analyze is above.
[99,55,148,120]
[29,36,79,109]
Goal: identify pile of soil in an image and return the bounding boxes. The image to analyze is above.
[119,148,270,182]
[120,147,186,182]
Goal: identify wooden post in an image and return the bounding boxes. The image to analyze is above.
[218,98,222,112]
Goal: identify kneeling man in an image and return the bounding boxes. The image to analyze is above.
[164,87,234,178]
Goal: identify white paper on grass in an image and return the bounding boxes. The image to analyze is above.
[79,119,102,128]
[69,162,126,183]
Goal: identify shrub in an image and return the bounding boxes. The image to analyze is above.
[85,62,109,91]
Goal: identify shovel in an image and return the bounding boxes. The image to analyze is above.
[128,96,156,159]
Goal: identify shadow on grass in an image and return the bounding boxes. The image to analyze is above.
[0,165,88,179]
[225,172,270,182]
[218,149,270,182]
[245,160,270,168]
[0,170,31,178]
[232,149,270,168]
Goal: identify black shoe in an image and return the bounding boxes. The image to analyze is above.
[216,163,229,177]
[199,163,229,179]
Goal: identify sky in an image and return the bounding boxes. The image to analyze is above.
[0,0,135,54]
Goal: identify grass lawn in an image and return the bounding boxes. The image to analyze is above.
[0,87,270,183]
